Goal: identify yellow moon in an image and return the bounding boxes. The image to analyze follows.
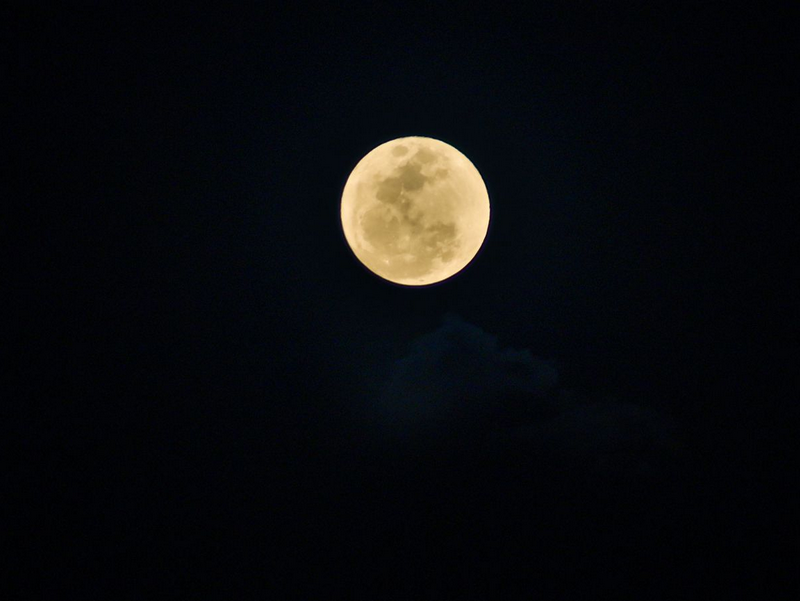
[340,136,490,286]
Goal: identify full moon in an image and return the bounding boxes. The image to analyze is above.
[340,136,490,286]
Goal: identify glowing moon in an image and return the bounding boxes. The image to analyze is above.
[341,136,490,286]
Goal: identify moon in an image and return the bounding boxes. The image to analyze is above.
[340,136,490,286]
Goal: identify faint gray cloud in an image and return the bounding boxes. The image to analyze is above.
[374,313,680,476]
[377,313,558,426]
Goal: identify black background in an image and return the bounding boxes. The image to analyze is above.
[19,3,796,599]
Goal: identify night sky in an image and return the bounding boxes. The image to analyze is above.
[20,4,795,599]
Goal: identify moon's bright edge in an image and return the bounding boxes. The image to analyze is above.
[340,136,490,286]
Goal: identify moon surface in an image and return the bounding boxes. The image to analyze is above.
[341,136,490,286]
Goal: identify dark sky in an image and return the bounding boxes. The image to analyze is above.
[20,4,795,599]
